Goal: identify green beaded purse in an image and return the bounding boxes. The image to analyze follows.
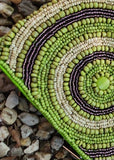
[0,0,114,159]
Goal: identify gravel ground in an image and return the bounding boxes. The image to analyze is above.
[0,0,79,160]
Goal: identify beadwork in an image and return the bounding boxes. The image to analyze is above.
[0,0,114,159]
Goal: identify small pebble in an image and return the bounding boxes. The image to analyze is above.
[23,155,35,160]
[0,142,10,157]
[5,91,19,109]
[0,2,14,17]
[40,142,51,153]
[24,140,39,154]
[35,152,52,160]
[36,130,50,140]
[18,112,39,126]
[18,0,37,17]
[36,121,55,140]
[1,107,17,125]
[16,119,22,127]
[55,148,68,159]
[38,121,55,134]
[21,137,31,147]
[18,97,29,112]
[0,126,9,141]
[51,136,64,151]
[21,125,33,138]
[29,104,37,112]
[10,147,23,157]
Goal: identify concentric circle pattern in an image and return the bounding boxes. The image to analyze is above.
[0,0,114,159]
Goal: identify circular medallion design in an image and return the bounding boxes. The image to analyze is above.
[0,1,114,159]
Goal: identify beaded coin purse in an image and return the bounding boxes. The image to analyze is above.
[0,0,114,159]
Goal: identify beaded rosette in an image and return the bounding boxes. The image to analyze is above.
[0,0,114,159]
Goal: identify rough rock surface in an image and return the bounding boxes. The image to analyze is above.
[0,142,10,157]
[51,136,64,151]
[18,112,39,126]
[24,140,39,154]
[0,126,9,141]
[1,107,17,125]
[18,0,38,16]
[5,91,19,109]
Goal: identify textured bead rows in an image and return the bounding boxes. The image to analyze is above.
[0,0,114,159]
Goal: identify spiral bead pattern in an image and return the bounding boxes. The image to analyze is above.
[0,0,114,159]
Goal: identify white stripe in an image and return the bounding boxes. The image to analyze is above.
[54,37,114,129]
[8,0,113,70]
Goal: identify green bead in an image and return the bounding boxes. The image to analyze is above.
[61,27,68,33]
[59,11,65,18]
[107,32,111,38]
[36,26,43,33]
[50,17,56,24]
[15,73,22,78]
[32,31,39,38]
[63,116,69,122]
[93,2,98,8]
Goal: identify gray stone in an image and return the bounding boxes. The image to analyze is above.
[18,112,39,126]
[5,91,19,109]
[29,104,37,112]
[0,126,9,141]
[0,142,10,157]
[40,142,51,153]
[51,136,64,151]
[35,152,52,160]
[18,97,29,112]
[16,119,22,127]
[36,121,55,140]
[23,155,35,160]
[21,125,33,138]
[0,2,14,17]
[24,140,39,154]
[1,107,17,125]
[38,121,55,134]
[10,147,23,157]
[36,130,50,140]
[18,0,37,17]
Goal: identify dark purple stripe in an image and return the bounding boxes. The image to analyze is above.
[80,146,114,158]
[22,8,114,89]
[70,52,114,115]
